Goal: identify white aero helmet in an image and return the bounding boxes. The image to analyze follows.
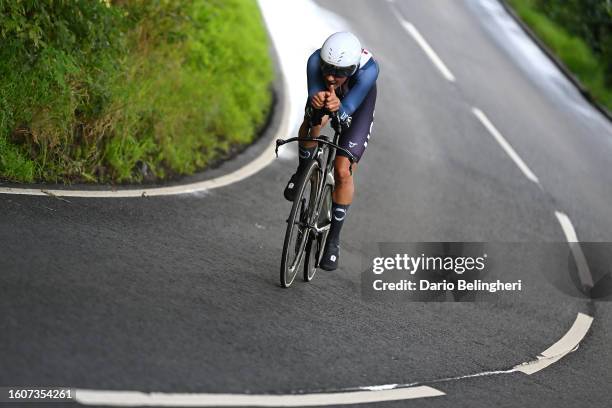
[320,31,362,77]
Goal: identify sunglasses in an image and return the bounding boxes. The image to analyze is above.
[320,61,357,78]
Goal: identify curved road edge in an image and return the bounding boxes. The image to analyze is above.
[0,21,291,198]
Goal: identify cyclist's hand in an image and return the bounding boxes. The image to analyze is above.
[311,91,327,110]
[325,84,340,112]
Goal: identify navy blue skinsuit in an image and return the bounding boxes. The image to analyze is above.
[305,48,379,161]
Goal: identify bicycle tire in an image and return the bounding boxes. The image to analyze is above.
[304,183,332,282]
[280,159,321,288]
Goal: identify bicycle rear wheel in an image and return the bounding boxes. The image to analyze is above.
[304,184,332,282]
[280,160,321,288]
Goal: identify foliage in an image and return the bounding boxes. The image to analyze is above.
[535,0,612,86]
[0,0,124,182]
[508,0,612,111]
[0,0,273,183]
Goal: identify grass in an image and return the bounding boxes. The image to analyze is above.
[0,0,273,183]
[507,0,612,112]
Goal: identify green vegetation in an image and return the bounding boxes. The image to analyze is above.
[507,0,612,111]
[0,0,273,183]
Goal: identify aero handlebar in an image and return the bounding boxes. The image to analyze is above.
[275,111,355,174]
[275,137,356,175]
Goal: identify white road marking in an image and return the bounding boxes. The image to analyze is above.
[389,6,456,82]
[351,312,594,388]
[554,211,595,289]
[74,386,445,407]
[472,107,540,184]
[514,312,593,375]
[72,311,592,406]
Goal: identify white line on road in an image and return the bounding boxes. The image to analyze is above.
[352,313,594,387]
[513,312,593,375]
[71,311,593,406]
[74,386,445,407]
[424,312,594,378]
[554,211,595,289]
[389,6,456,82]
[472,107,540,184]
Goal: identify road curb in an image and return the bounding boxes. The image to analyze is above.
[498,0,612,122]
[0,21,290,197]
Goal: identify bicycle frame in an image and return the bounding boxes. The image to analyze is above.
[275,123,356,233]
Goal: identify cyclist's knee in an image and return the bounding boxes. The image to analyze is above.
[305,110,330,129]
[320,115,330,128]
[334,157,354,184]
[305,115,329,138]
[299,118,311,136]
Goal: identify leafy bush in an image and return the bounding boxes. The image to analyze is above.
[0,0,124,182]
[0,0,273,183]
[535,0,612,86]
[508,0,612,111]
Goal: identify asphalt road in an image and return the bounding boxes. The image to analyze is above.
[1,0,611,407]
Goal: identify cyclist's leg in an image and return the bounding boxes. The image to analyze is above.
[297,113,330,147]
[334,83,377,201]
[298,104,331,169]
[332,157,356,204]
[320,84,376,270]
[337,83,377,165]
[284,103,330,201]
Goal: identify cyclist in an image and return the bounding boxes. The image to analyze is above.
[284,31,379,271]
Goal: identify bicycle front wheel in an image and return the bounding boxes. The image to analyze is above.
[280,160,321,288]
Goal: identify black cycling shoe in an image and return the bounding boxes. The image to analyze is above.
[319,242,339,271]
[283,172,299,202]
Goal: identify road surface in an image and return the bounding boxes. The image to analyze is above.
[1,0,611,406]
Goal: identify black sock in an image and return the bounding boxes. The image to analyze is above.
[327,202,350,247]
[298,145,316,171]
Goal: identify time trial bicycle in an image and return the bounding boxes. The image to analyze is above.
[275,113,356,288]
